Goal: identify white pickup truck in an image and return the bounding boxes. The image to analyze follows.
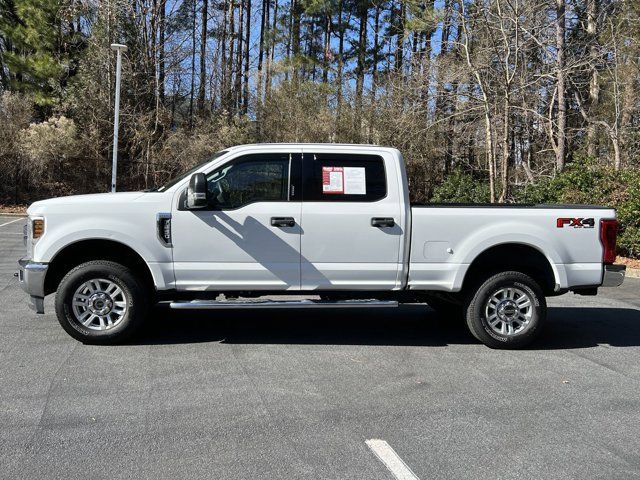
[18,143,626,348]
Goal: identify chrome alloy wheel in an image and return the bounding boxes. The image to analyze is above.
[484,287,533,336]
[71,278,128,331]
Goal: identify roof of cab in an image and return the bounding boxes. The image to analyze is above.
[225,143,398,151]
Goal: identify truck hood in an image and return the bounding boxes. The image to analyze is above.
[28,192,148,215]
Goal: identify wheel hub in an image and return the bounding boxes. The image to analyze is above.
[497,300,518,321]
[88,292,114,316]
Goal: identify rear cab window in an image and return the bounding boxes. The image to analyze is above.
[302,153,387,202]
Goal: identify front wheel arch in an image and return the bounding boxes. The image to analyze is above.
[44,239,154,296]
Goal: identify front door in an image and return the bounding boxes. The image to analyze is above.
[171,151,302,291]
[299,151,404,290]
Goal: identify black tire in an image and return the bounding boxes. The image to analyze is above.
[464,271,546,349]
[55,260,149,344]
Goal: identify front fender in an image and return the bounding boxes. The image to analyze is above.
[34,218,173,290]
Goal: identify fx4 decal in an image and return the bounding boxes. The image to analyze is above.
[556,217,595,229]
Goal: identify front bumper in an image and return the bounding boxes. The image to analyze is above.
[17,258,48,314]
[602,264,626,287]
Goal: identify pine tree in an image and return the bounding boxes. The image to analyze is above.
[0,0,84,109]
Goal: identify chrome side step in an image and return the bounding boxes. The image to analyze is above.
[169,299,399,310]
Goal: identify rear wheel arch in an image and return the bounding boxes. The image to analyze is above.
[44,239,155,296]
[461,243,558,296]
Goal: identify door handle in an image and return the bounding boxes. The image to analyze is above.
[271,217,296,228]
[371,217,395,228]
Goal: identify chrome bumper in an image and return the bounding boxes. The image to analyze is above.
[602,264,626,287]
[17,258,48,314]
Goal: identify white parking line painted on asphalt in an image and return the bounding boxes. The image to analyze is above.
[0,218,24,228]
[366,439,420,480]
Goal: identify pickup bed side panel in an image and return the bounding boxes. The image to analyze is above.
[408,207,615,291]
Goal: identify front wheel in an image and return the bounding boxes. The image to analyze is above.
[464,271,546,349]
[55,260,149,344]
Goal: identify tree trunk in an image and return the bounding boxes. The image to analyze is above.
[290,0,302,82]
[612,132,621,170]
[266,0,277,101]
[485,110,496,203]
[197,0,209,114]
[354,1,368,137]
[555,0,566,172]
[189,0,197,127]
[586,0,599,158]
[372,4,380,95]
[235,0,245,113]
[395,1,405,72]
[158,0,166,103]
[336,0,344,113]
[226,0,236,116]
[243,0,251,115]
[257,0,268,135]
[499,93,510,202]
[322,11,331,84]
[620,41,638,167]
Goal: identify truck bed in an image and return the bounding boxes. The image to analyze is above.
[407,204,615,292]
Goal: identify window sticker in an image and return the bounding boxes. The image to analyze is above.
[343,167,366,194]
[322,166,344,194]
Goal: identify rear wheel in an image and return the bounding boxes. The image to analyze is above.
[55,261,149,344]
[464,271,546,349]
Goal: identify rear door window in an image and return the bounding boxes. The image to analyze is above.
[302,153,387,202]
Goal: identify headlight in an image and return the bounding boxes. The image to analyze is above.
[31,217,45,240]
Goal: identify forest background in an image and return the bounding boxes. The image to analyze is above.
[0,0,638,257]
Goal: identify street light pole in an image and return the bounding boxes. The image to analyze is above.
[110,43,127,193]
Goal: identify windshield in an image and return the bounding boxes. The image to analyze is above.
[152,150,229,192]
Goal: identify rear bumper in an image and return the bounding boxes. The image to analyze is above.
[17,258,48,314]
[602,264,626,287]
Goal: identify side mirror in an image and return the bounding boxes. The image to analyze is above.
[186,173,208,209]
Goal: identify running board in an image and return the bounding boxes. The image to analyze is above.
[169,299,399,310]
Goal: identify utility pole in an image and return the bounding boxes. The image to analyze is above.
[110,44,127,192]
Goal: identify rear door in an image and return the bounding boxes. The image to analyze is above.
[299,150,404,290]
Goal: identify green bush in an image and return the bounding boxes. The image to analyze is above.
[514,163,640,259]
[619,226,640,259]
[430,170,491,204]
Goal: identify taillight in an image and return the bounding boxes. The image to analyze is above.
[600,219,618,264]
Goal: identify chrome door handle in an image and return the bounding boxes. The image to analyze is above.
[371,217,395,228]
[271,217,295,228]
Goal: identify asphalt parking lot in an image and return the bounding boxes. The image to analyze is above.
[1,214,640,479]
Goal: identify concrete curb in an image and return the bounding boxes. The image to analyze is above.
[0,212,26,217]
[626,268,640,279]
